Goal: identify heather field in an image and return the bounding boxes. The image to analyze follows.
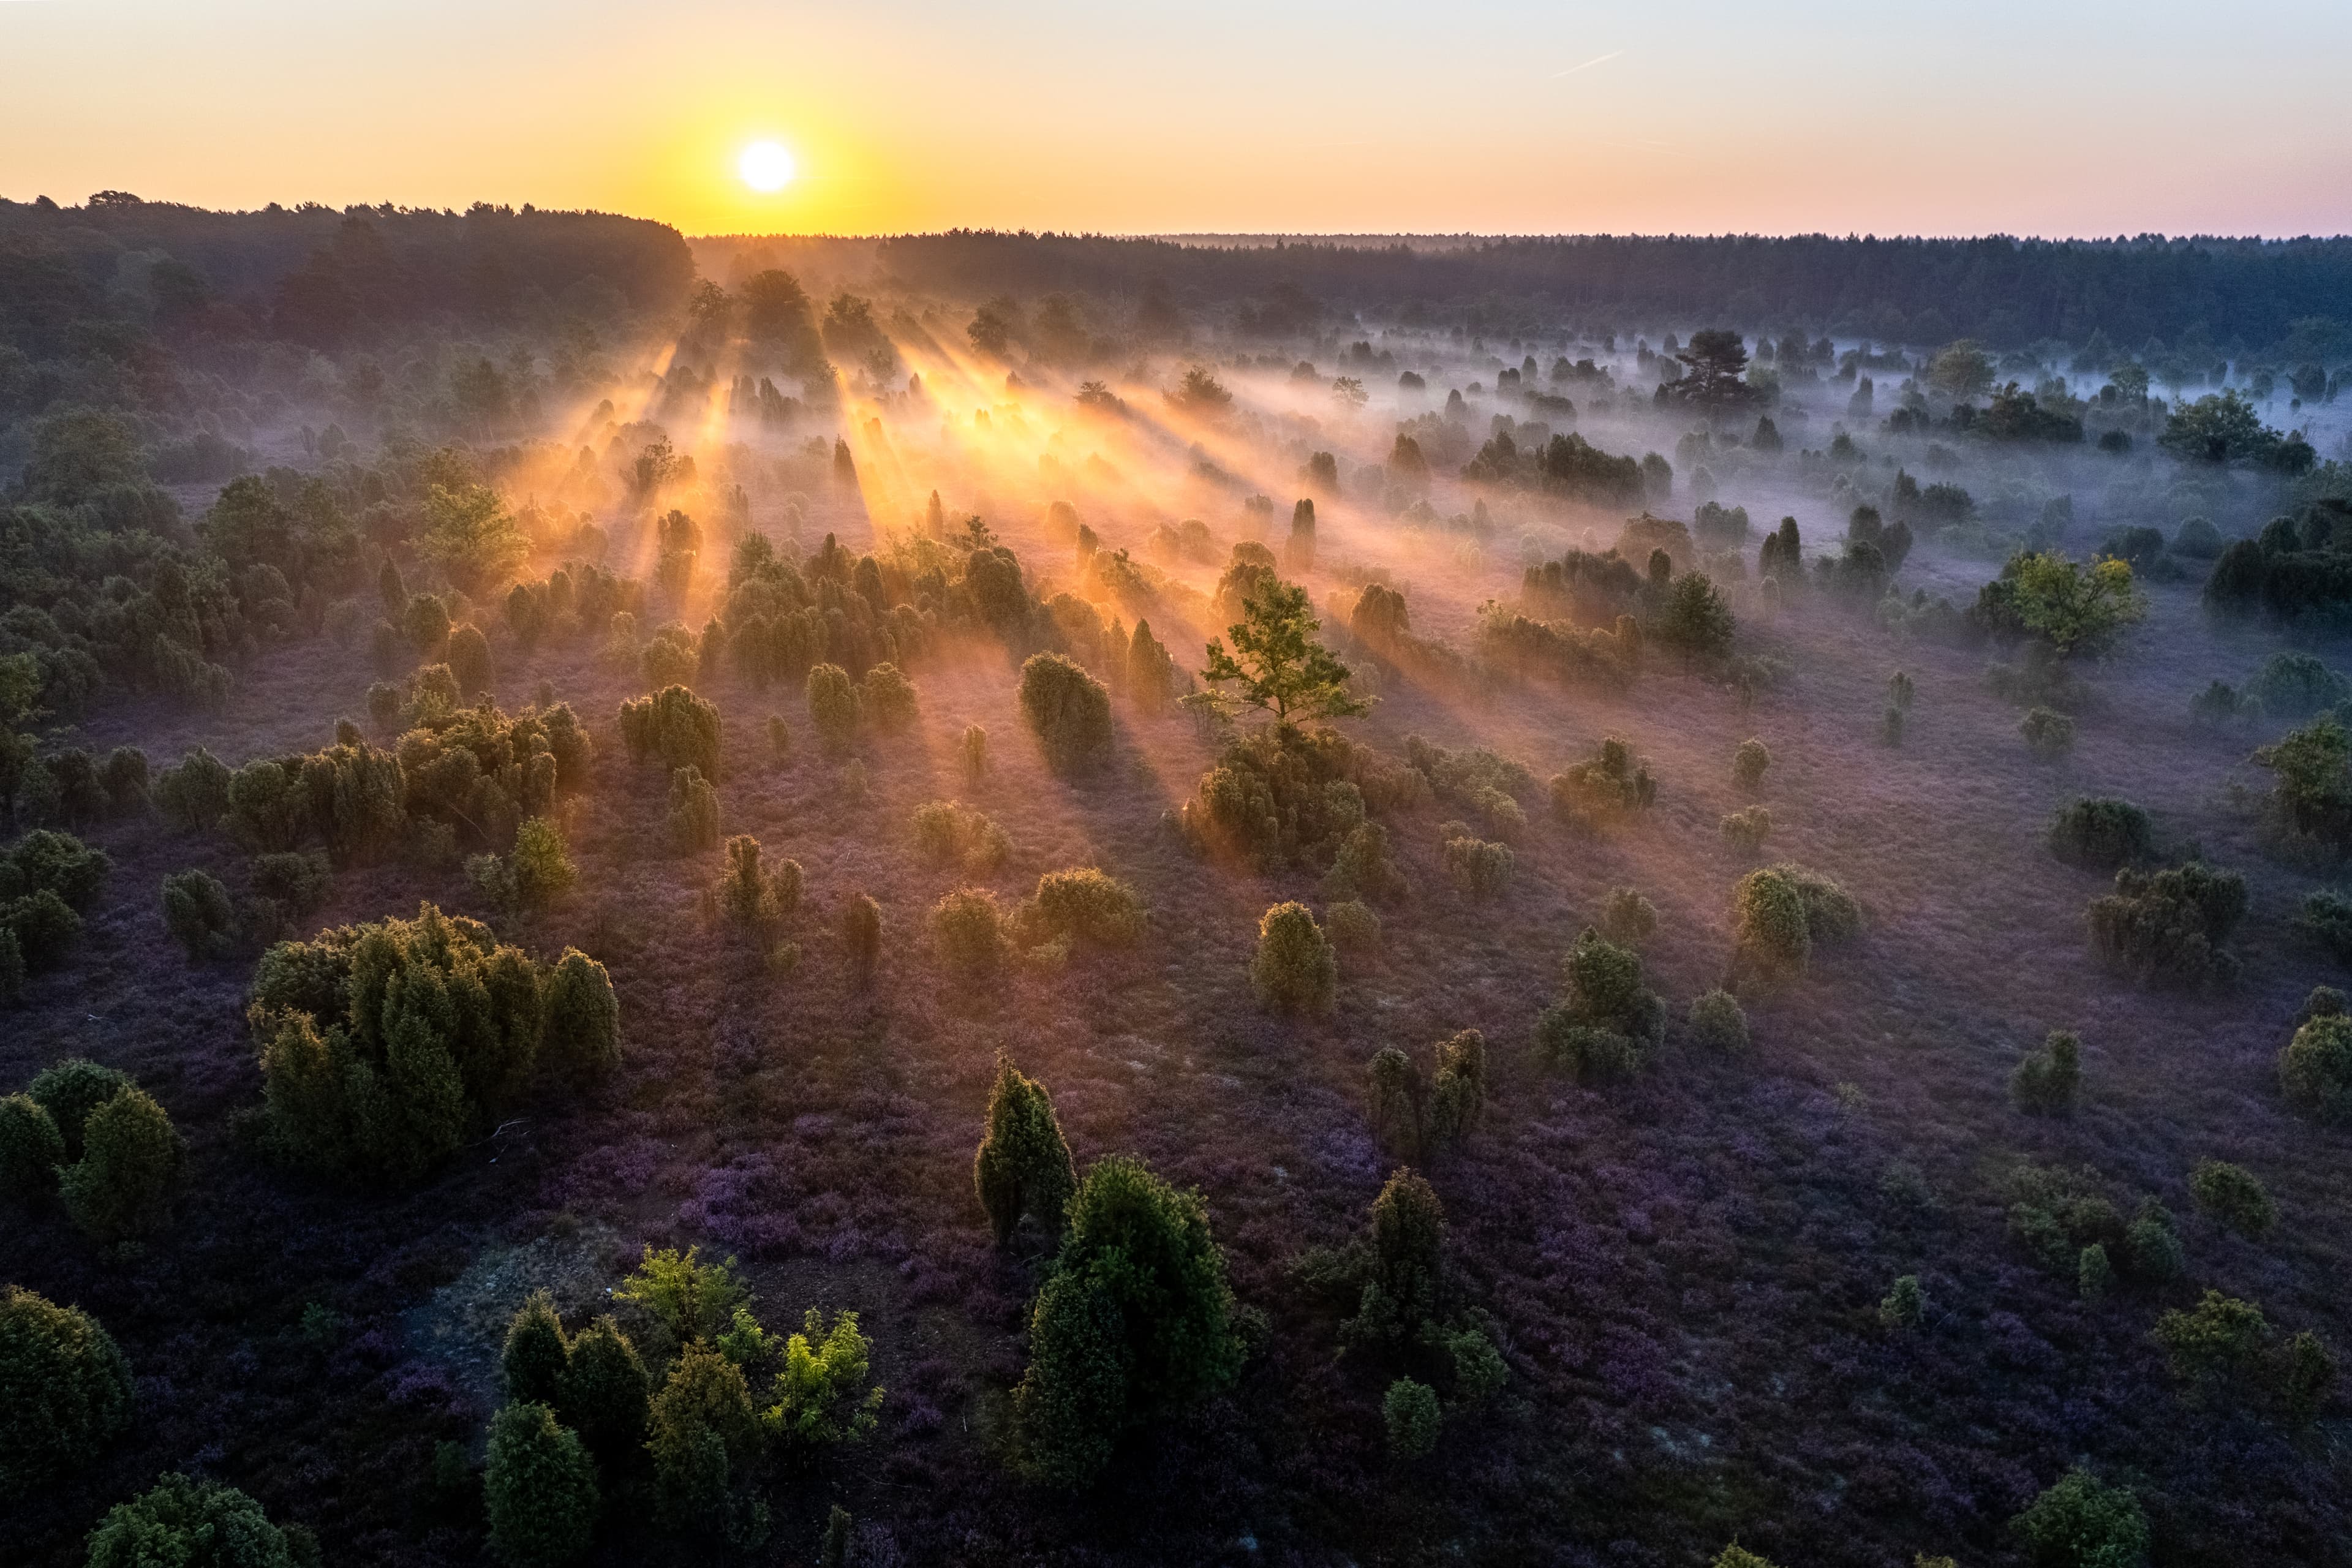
[4,202,2352,1568]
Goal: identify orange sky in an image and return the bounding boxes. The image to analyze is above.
[4,0,2349,238]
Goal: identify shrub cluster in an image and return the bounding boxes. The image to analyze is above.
[2,828,111,995]
[2278,987,2352,1122]
[2188,1158,2275,1238]
[1,1284,132,1499]
[2005,1164,2184,1290]
[619,684,721,780]
[1729,862,1861,986]
[1686,989,1750,1052]
[1368,1030,1487,1158]
[1022,867,1147,951]
[1012,1156,1242,1488]
[86,1474,319,1568]
[930,886,1009,977]
[666,766,721,854]
[2048,797,2154,868]
[911,800,1010,875]
[1731,737,1770,791]
[1537,928,1665,1083]
[1178,725,1427,872]
[2087,861,2246,991]
[714,835,801,933]
[1404,735,1533,841]
[2010,1030,2082,1115]
[1719,805,1772,854]
[1548,737,1656,832]
[2020,706,2076,760]
[249,903,619,1180]
[1438,821,1515,899]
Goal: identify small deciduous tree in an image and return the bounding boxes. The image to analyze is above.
[85,1473,312,1568]
[2010,1468,2148,1568]
[58,1082,181,1240]
[2188,1158,2275,1238]
[1200,580,1368,728]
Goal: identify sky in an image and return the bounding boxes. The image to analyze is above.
[3,0,2349,239]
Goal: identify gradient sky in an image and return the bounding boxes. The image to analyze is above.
[4,0,2348,238]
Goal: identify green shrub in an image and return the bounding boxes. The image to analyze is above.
[2300,888,2352,964]
[910,801,1009,875]
[618,685,721,780]
[2021,706,2076,760]
[85,1472,312,1568]
[1325,899,1381,952]
[59,1083,183,1240]
[1732,737,1770,791]
[666,766,720,854]
[640,625,698,692]
[2152,1289,2271,1387]
[960,723,988,782]
[2188,1158,2275,1238]
[2048,797,2154,868]
[2088,862,2245,992]
[1438,821,1513,899]
[842,893,881,986]
[765,715,790,763]
[613,1245,750,1359]
[1731,863,1861,985]
[931,887,1008,977]
[449,624,494,696]
[2280,1005,2352,1122]
[251,851,332,914]
[715,835,798,932]
[1177,725,1425,871]
[646,1345,760,1531]
[0,1284,132,1498]
[541,948,620,1087]
[974,1053,1077,1246]
[503,1291,571,1406]
[4,887,85,974]
[1346,1167,1447,1350]
[760,1309,883,1449]
[860,662,918,732]
[1712,1548,1781,1568]
[1012,1156,1242,1488]
[2011,1469,2147,1568]
[0,927,18,1004]
[1548,736,1656,831]
[1019,652,1114,775]
[484,1401,599,1567]
[1687,989,1750,1052]
[250,903,557,1180]
[2011,1030,2081,1115]
[0,1093,64,1199]
[155,747,233,832]
[805,662,862,755]
[28,1058,130,1161]
[1322,822,1408,905]
[405,592,452,654]
[162,869,238,960]
[1027,867,1146,948]
[1366,1047,1423,1155]
[2281,1330,2339,1426]
[556,1317,650,1465]
[1425,1028,1486,1148]
[1536,927,1665,1083]
[1878,1273,1924,1329]
[2078,1243,2113,1302]
[1382,1376,1441,1458]
[475,816,576,914]
[1720,805,1773,853]
[4,829,111,909]
[1250,901,1336,1016]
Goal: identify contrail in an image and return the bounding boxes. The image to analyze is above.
[1551,50,1624,78]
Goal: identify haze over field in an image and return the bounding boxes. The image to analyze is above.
[6,7,2352,1568]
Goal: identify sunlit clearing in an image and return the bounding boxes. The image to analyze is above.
[738,140,796,192]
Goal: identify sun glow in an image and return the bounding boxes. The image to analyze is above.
[737,139,796,192]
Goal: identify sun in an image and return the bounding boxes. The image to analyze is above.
[737,140,797,193]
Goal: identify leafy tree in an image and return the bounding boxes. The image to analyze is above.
[2188,1158,2275,1238]
[614,1246,749,1362]
[2048,798,2154,868]
[618,685,721,780]
[1687,989,1751,1052]
[484,1401,599,1567]
[1013,1156,1243,1488]
[2011,1468,2149,1568]
[2088,862,2246,992]
[2153,1289,2271,1387]
[1536,927,1664,1082]
[974,1053,1077,1246]
[59,1082,182,1240]
[760,1310,883,1449]
[1200,580,1368,728]
[27,1057,130,1160]
[85,1472,314,1568]
[161,869,237,960]
[2160,389,2316,472]
[1018,654,1114,774]
[1251,901,1336,1016]
[420,483,529,594]
[1926,339,1996,402]
[0,1284,132,1498]
[1731,864,1861,985]
[1977,552,2147,657]
[1671,329,1757,415]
